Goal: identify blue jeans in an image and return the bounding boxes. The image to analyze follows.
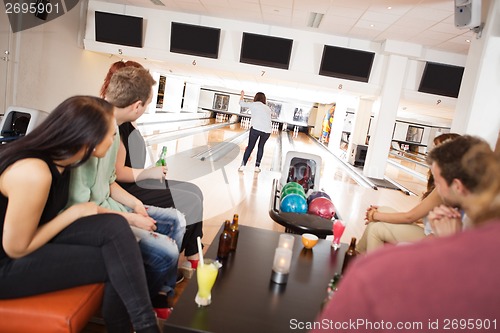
[119,178,204,257]
[242,127,271,167]
[131,205,186,297]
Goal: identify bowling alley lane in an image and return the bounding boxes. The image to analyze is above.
[138,119,424,247]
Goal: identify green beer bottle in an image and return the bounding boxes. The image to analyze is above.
[155,146,167,166]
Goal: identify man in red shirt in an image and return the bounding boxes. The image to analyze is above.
[312,136,500,333]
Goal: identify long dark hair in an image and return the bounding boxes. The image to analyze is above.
[254,92,266,104]
[422,133,461,198]
[0,96,114,174]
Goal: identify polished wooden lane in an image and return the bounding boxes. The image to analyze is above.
[145,121,424,248]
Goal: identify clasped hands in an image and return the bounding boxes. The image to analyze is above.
[428,205,462,237]
[364,205,379,224]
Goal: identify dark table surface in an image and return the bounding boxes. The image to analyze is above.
[164,225,347,333]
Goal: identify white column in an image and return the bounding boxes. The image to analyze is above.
[348,98,373,146]
[182,82,201,113]
[147,72,162,114]
[328,94,357,155]
[363,54,408,179]
[163,76,184,112]
[346,98,373,167]
[451,0,500,147]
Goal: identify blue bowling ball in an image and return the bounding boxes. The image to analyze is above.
[280,193,308,214]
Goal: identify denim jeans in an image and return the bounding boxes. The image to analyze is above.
[0,214,157,332]
[131,205,186,296]
[119,178,204,257]
[242,127,271,167]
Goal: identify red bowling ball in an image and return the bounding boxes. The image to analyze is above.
[307,197,336,219]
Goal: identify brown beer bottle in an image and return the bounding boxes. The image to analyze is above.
[217,220,232,259]
[229,214,239,251]
[341,237,358,273]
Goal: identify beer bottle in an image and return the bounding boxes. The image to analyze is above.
[229,214,239,251]
[155,146,168,166]
[341,237,357,273]
[321,273,342,310]
[217,220,232,260]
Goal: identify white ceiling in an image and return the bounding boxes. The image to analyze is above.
[100,0,476,126]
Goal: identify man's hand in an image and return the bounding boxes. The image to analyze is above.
[428,205,462,237]
[125,212,157,232]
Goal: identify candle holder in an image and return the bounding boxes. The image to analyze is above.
[270,247,292,284]
[278,234,295,250]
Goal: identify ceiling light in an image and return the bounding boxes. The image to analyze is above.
[307,12,324,28]
[150,0,165,6]
[466,39,471,43]
[387,6,392,10]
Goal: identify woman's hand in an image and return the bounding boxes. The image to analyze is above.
[365,205,379,224]
[129,200,148,217]
[67,202,102,219]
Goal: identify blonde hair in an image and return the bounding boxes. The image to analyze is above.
[100,60,143,98]
[105,67,156,108]
[461,143,500,224]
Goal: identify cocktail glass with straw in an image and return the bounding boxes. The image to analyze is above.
[332,219,346,250]
[195,237,219,306]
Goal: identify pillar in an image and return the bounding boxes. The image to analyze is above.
[363,54,408,179]
[451,0,500,147]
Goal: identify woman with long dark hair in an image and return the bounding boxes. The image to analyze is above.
[0,96,160,333]
[357,133,462,253]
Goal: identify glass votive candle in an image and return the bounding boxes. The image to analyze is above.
[278,234,295,250]
[271,247,292,284]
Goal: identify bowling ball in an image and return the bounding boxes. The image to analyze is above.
[307,197,336,220]
[281,181,303,194]
[281,186,306,200]
[307,190,331,205]
[280,193,308,214]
